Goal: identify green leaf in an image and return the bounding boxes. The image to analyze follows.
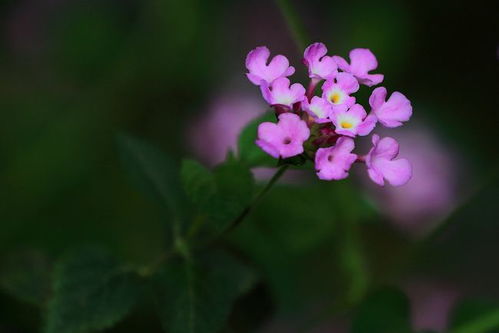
[44,248,141,333]
[237,112,276,167]
[116,133,183,218]
[181,159,216,208]
[351,288,412,333]
[450,299,499,333]
[0,250,52,306]
[154,251,257,333]
[181,158,254,235]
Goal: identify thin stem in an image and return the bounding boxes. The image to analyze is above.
[223,164,290,234]
[274,0,308,52]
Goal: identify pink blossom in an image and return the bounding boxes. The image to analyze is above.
[245,46,295,86]
[260,77,306,108]
[366,134,412,186]
[369,87,412,128]
[302,96,333,123]
[333,48,384,86]
[331,104,377,137]
[315,137,357,180]
[363,126,463,235]
[303,42,337,80]
[256,113,310,159]
[321,73,359,111]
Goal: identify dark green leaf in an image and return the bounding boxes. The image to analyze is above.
[450,299,499,333]
[0,250,52,306]
[154,251,257,333]
[208,159,254,232]
[116,133,183,217]
[181,159,216,208]
[44,248,141,333]
[181,158,254,235]
[351,288,412,333]
[237,112,276,167]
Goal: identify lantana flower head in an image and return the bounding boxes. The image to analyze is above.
[245,46,295,86]
[369,87,413,128]
[333,48,384,87]
[245,43,414,187]
[256,113,310,159]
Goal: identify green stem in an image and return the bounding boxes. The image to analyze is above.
[223,164,289,234]
[139,164,289,275]
[274,0,309,52]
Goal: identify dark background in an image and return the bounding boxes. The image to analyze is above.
[0,0,498,332]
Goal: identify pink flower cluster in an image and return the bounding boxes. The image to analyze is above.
[245,43,413,186]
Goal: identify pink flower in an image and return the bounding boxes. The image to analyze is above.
[333,48,384,87]
[260,77,306,108]
[369,87,412,128]
[331,104,377,137]
[245,46,295,86]
[302,96,333,123]
[321,73,359,111]
[315,137,357,180]
[256,113,310,159]
[366,134,412,186]
[363,126,463,235]
[303,42,337,80]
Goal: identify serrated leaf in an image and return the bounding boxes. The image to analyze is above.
[116,133,183,218]
[154,251,257,333]
[44,248,141,333]
[450,299,499,333]
[0,250,52,306]
[237,112,277,167]
[351,288,412,333]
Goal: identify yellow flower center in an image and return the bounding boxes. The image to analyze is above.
[341,121,353,129]
[330,92,341,104]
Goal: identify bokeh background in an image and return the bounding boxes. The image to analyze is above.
[1,0,498,332]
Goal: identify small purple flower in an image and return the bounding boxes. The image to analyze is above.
[303,42,338,80]
[302,96,333,123]
[369,87,412,128]
[246,46,295,86]
[260,77,306,108]
[315,137,357,180]
[256,113,310,159]
[331,104,377,137]
[366,134,412,186]
[322,73,359,111]
[333,48,384,87]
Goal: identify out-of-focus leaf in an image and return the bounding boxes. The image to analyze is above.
[116,133,183,219]
[181,159,216,208]
[44,248,141,333]
[450,299,499,333]
[0,250,52,306]
[154,251,257,333]
[351,288,412,333]
[181,157,254,235]
[237,112,276,167]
